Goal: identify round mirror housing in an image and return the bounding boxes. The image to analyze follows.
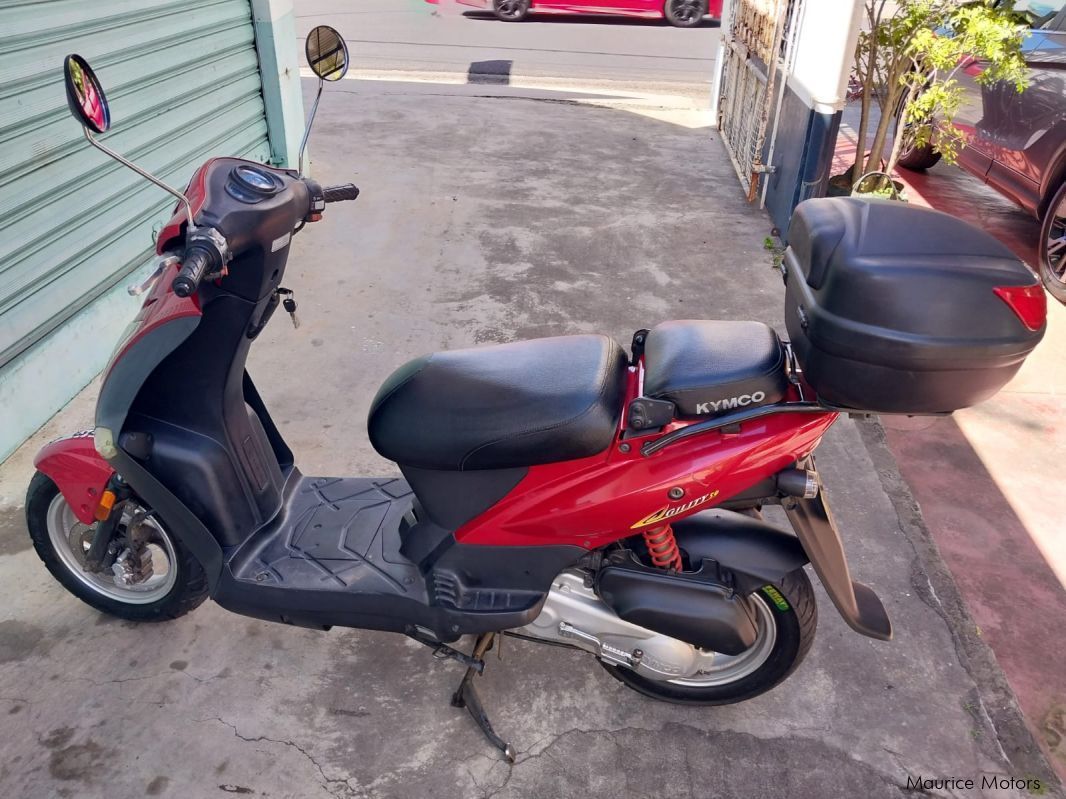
[63,54,111,134]
[306,26,348,82]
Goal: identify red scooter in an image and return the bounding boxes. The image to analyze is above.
[27,27,1046,761]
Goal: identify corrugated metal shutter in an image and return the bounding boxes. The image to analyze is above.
[0,0,272,367]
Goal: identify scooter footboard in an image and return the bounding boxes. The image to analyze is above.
[782,490,893,641]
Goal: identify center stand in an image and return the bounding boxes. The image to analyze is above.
[414,630,517,763]
[451,632,516,763]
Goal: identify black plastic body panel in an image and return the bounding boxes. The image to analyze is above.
[213,471,560,639]
[597,563,759,655]
[671,509,808,594]
[665,490,891,641]
[211,475,584,639]
[121,291,286,547]
[399,465,527,529]
[784,197,1045,413]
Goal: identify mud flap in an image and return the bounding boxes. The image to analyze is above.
[781,489,893,641]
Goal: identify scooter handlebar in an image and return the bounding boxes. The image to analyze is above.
[172,246,213,298]
[322,183,360,203]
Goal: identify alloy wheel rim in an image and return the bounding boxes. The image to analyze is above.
[46,493,178,604]
[1046,202,1066,283]
[670,0,702,23]
[666,593,777,686]
[497,0,527,18]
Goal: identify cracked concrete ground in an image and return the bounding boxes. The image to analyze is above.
[0,78,1058,798]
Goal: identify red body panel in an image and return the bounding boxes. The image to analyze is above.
[155,160,213,255]
[457,365,837,548]
[34,432,115,524]
[104,257,201,379]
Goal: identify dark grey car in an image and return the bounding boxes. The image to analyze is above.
[899,1,1066,301]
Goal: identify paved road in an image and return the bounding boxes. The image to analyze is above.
[294,0,720,88]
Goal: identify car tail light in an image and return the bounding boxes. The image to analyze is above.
[993,284,1047,332]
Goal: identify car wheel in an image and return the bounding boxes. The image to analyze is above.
[897,140,942,171]
[664,0,707,28]
[493,0,530,21]
[1039,182,1066,304]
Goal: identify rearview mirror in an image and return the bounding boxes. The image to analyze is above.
[64,54,110,133]
[62,53,194,228]
[306,26,349,81]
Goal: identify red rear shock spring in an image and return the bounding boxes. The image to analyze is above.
[642,524,683,571]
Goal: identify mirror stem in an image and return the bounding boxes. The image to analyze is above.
[298,80,324,176]
[83,128,195,229]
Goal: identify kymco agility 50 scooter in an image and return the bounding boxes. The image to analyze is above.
[27,27,1046,761]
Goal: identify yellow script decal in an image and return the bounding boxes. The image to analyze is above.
[630,490,719,529]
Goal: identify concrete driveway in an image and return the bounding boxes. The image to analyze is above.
[0,78,1056,798]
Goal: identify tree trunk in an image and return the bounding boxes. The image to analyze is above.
[864,59,906,176]
[852,42,876,181]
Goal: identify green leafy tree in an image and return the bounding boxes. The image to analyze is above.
[850,0,1029,188]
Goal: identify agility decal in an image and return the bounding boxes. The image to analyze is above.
[630,490,719,529]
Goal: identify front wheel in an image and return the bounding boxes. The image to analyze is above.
[25,472,209,622]
[664,0,707,28]
[600,568,817,704]
[493,0,530,21]
[1039,181,1066,304]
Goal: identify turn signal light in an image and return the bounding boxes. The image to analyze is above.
[94,489,117,522]
[993,284,1046,332]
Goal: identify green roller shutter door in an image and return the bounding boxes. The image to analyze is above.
[0,0,272,368]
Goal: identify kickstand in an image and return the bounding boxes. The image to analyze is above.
[451,632,516,763]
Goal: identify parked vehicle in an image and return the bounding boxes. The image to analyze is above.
[898,0,1066,302]
[28,27,1046,761]
[443,0,721,27]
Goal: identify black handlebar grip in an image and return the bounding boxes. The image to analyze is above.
[172,248,212,298]
[322,183,360,203]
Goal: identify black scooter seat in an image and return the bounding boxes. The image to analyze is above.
[367,334,628,470]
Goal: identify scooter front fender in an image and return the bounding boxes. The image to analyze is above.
[34,431,115,524]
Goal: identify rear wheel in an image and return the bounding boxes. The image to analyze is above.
[1039,181,1066,304]
[493,0,530,21]
[600,568,817,704]
[664,0,707,28]
[25,471,208,622]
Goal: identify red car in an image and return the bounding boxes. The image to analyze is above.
[441,0,721,28]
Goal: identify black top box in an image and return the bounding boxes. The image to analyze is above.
[784,197,1046,414]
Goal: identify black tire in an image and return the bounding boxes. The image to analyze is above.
[664,0,707,28]
[601,568,817,705]
[897,140,942,171]
[1039,182,1066,304]
[25,471,209,622]
[493,0,530,21]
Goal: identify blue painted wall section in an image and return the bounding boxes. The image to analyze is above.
[763,72,841,241]
[252,0,306,168]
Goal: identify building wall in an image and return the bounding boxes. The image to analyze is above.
[0,0,304,461]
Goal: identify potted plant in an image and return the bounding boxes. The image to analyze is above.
[836,0,1029,199]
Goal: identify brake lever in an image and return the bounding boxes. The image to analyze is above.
[128,254,180,296]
